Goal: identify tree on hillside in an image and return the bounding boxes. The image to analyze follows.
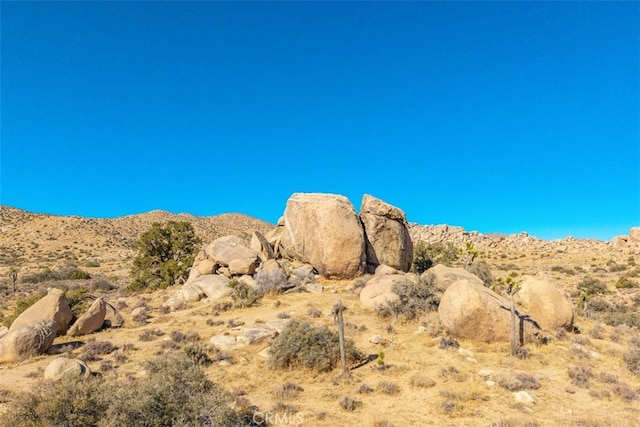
[128,221,201,292]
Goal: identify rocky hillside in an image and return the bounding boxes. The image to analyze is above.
[0,205,274,281]
[1,197,639,426]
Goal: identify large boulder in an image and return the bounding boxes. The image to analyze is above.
[281,193,366,278]
[250,230,275,262]
[359,274,404,309]
[44,357,90,381]
[515,276,574,331]
[0,319,57,363]
[205,235,258,267]
[190,274,233,301]
[423,264,484,293]
[438,280,539,343]
[360,194,413,272]
[629,227,640,245]
[67,297,107,337]
[9,288,73,336]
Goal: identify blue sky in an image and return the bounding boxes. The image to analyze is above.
[1,2,638,240]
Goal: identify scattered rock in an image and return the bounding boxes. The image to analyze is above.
[250,230,275,262]
[438,279,539,343]
[513,391,535,405]
[209,335,247,352]
[205,235,258,267]
[515,276,574,331]
[360,194,413,272]
[0,326,7,339]
[191,274,233,301]
[130,306,147,318]
[0,320,57,363]
[229,257,257,275]
[359,274,405,309]
[375,264,398,276]
[9,288,73,336]
[44,357,90,381]
[423,264,483,293]
[67,297,107,337]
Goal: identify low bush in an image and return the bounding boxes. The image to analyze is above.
[412,241,459,273]
[268,320,363,373]
[465,261,493,286]
[568,366,593,388]
[615,276,638,289]
[575,277,607,296]
[0,375,110,426]
[376,277,439,321]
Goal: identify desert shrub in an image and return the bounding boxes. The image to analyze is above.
[608,261,628,272]
[603,311,640,328]
[268,320,363,373]
[551,265,575,275]
[589,298,610,312]
[357,383,374,394]
[228,279,259,308]
[575,277,607,296]
[439,336,460,349]
[623,340,640,376]
[496,372,540,391]
[307,307,322,318]
[272,382,304,399]
[339,395,361,411]
[82,340,117,362]
[465,260,493,286]
[377,381,400,395]
[170,330,187,343]
[0,375,111,427]
[2,290,46,327]
[255,267,289,295]
[613,384,637,401]
[69,268,91,280]
[615,276,638,289]
[128,221,201,292]
[180,343,211,366]
[590,326,605,340]
[138,328,164,342]
[568,366,593,388]
[598,371,619,384]
[412,241,459,273]
[104,353,244,426]
[22,266,91,283]
[65,285,90,318]
[376,277,439,320]
[410,375,436,388]
[91,277,116,292]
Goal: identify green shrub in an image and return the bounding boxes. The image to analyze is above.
[2,291,46,327]
[65,286,90,318]
[108,353,245,426]
[465,260,493,286]
[0,375,111,427]
[229,279,259,308]
[575,277,607,296]
[269,320,363,372]
[128,221,201,292]
[411,241,459,274]
[376,277,439,321]
[615,276,638,289]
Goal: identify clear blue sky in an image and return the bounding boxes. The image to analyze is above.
[1,2,639,241]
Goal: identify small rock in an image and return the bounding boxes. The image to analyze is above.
[513,391,535,405]
[466,357,478,363]
[44,357,90,382]
[477,368,494,379]
[369,335,386,345]
[130,307,147,318]
[257,347,272,359]
[485,380,495,387]
[458,348,474,358]
[209,335,247,352]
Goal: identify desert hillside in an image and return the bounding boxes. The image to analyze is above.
[1,203,639,426]
[0,206,275,283]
